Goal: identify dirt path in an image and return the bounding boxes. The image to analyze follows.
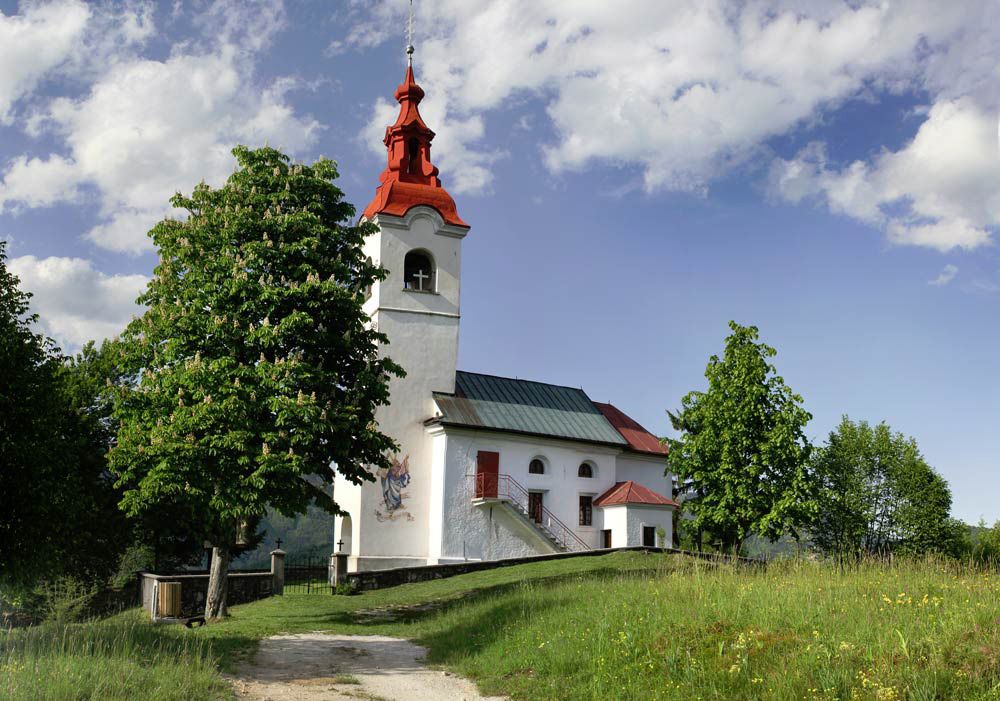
[230,633,507,701]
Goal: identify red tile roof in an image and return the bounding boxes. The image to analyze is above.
[593,402,668,456]
[593,480,678,508]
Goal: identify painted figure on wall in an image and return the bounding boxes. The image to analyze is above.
[378,454,411,514]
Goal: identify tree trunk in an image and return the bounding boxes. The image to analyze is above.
[205,545,231,621]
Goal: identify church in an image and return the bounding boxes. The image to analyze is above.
[333,48,677,572]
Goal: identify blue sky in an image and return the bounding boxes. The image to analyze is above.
[1,1,998,523]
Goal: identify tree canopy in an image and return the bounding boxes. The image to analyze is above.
[666,321,816,552]
[109,146,401,618]
[811,416,964,558]
[0,247,129,590]
[1,239,65,585]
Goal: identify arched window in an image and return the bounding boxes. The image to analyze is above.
[578,462,594,478]
[404,250,435,292]
[529,458,545,475]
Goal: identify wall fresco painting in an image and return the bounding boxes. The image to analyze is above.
[375,454,414,522]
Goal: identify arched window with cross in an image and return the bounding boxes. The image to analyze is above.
[403,249,435,292]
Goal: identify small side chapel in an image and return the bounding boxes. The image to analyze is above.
[333,43,676,573]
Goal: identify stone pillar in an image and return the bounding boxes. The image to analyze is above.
[329,552,348,587]
[270,549,286,596]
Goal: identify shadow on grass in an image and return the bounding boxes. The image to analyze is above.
[340,565,653,626]
[205,553,696,669]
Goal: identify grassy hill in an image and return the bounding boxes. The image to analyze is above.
[4,551,1000,699]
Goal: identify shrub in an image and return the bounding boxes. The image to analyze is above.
[32,577,98,625]
[334,581,356,596]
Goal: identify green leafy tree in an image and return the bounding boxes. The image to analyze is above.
[0,249,129,590]
[61,341,205,579]
[811,417,963,558]
[666,321,815,553]
[0,240,67,586]
[109,146,401,620]
[53,341,133,581]
[970,519,1000,563]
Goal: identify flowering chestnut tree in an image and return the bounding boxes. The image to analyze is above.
[110,147,401,620]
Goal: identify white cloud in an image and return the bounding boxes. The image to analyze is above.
[0,154,82,209]
[929,264,959,286]
[353,1,975,195]
[0,0,90,123]
[349,0,1000,252]
[8,255,148,348]
[771,98,998,251]
[0,0,321,254]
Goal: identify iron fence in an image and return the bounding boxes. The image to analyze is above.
[283,554,331,594]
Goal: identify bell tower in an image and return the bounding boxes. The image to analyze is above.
[335,30,470,571]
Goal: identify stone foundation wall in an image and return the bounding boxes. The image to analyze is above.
[346,546,763,592]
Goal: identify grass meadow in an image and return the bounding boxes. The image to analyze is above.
[3,551,1000,699]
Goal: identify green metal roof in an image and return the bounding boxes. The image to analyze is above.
[431,371,628,446]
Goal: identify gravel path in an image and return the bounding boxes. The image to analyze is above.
[230,633,507,701]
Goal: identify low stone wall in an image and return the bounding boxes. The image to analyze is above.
[139,550,285,619]
[140,570,274,618]
[345,546,763,592]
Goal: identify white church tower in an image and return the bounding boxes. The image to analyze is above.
[334,42,470,571]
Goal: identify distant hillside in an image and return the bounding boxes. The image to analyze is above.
[233,506,337,569]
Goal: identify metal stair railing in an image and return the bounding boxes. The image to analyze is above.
[473,473,591,552]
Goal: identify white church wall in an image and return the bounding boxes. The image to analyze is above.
[435,433,558,562]
[615,453,673,499]
[333,476,363,566]
[599,504,673,547]
[372,208,463,321]
[601,505,629,547]
[626,505,673,547]
[346,207,467,572]
[347,311,455,571]
[426,430,448,563]
[433,428,621,559]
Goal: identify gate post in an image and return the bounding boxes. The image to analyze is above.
[329,552,348,587]
[271,548,286,596]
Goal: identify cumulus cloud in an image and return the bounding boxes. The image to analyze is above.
[771,99,998,251]
[0,155,82,209]
[348,0,999,251]
[0,0,321,254]
[0,1,156,124]
[8,255,148,348]
[0,0,90,123]
[929,264,959,286]
[353,1,957,191]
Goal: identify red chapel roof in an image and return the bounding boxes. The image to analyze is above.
[362,62,468,228]
[593,402,669,456]
[593,481,678,508]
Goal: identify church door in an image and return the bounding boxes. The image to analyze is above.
[528,492,544,523]
[476,451,500,498]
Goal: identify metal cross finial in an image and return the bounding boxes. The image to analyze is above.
[406,0,415,65]
[413,268,430,290]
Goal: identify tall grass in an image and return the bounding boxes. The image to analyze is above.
[4,553,1000,700]
[0,614,228,700]
[405,555,1000,700]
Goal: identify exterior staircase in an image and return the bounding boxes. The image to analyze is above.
[472,473,591,553]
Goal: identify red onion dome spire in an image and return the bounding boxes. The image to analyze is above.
[362,31,467,228]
